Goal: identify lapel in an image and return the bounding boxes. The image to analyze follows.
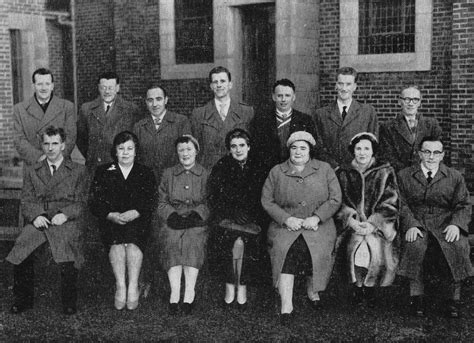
[392,113,415,144]
[202,100,223,130]
[39,96,63,131]
[342,100,362,128]
[105,96,126,127]
[24,96,45,121]
[156,111,176,134]
[327,102,343,127]
[35,160,53,186]
[225,100,243,128]
[88,97,105,125]
[47,159,74,191]
[412,165,428,187]
[429,163,448,187]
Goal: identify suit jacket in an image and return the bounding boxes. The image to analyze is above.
[313,100,378,168]
[13,95,76,164]
[77,95,142,171]
[397,164,473,281]
[191,99,254,169]
[250,109,316,172]
[379,113,442,172]
[133,111,191,185]
[6,159,88,268]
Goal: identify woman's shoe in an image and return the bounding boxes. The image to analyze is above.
[222,299,234,309]
[182,302,194,315]
[236,301,248,312]
[169,303,179,315]
[280,312,294,326]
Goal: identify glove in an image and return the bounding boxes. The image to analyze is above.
[183,211,204,228]
[167,212,187,230]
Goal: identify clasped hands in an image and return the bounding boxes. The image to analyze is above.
[167,211,203,230]
[107,210,140,225]
[347,217,376,236]
[285,216,320,232]
[33,213,68,230]
[405,224,460,243]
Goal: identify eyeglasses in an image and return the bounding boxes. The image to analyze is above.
[99,86,117,92]
[400,97,420,104]
[420,150,443,157]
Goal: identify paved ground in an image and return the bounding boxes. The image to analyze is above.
[0,241,473,342]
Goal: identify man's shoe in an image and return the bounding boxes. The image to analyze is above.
[280,312,294,326]
[168,303,179,315]
[182,302,194,315]
[10,302,33,314]
[446,300,460,319]
[410,296,424,317]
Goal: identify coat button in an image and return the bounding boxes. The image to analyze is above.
[300,201,307,206]
[98,157,102,162]
[184,185,190,189]
[297,179,303,183]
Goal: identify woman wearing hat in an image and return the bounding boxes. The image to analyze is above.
[261,131,342,324]
[336,132,399,306]
[157,135,209,315]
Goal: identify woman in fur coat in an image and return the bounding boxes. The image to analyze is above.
[336,132,400,306]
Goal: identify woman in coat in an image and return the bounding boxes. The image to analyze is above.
[89,131,156,311]
[208,128,268,308]
[261,131,342,325]
[336,132,399,306]
[158,135,209,315]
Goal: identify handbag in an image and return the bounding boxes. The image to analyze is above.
[219,219,261,235]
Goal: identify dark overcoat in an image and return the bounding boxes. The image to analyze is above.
[77,96,142,171]
[313,100,378,168]
[133,111,191,185]
[261,159,342,293]
[13,95,76,164]
[191,100,254,169]
[157,164,210,270]
[250,109,317,172]
[89,162,156,252]
[336,160,400,287]
[379,113,442,172]
[397,164,473,281]
[6,160,87,268]
[208,155,268,284]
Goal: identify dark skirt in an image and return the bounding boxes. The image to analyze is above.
[100,218,150,252]
[281,234,312,276]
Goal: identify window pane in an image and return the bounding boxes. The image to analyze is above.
[358,0,415,54]
[9,29,23,104]
[175,0,213,64]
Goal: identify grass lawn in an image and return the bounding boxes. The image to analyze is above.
[1,241,473,342]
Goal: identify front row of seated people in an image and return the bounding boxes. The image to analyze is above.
[6,125,472,324]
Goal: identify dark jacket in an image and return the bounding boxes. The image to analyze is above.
[77,96,142,171]
[379,113,442,172]
[6,159,88,268]
[191,99,254,169]
[313,100,378,168]
[13,95,76,164]
[250,109,316,172]
[336,159,400,287]
[397,164,473,281]
[133,111,191,185]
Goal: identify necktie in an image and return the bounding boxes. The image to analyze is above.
[427,171,432,183]
[408,118,417,134]
[105,105,110,115]
[153,117,161,130]
[51,164,56,175]
[219,103,227,121]
[342,106,347,121]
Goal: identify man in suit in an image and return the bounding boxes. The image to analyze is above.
[397,137,472,318]
[77,71,142,172]
[250,78,316,172]
[7,126,88,315]
[313,67,378,169]
[133,84,191,297]
[191,66,254,169]
[379,86,442,172]
[13,68,76,165]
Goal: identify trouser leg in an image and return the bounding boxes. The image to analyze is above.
[13,254,35,306]
[60,262,78,309]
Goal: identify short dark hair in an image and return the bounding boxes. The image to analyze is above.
[348,133,379,156]
[419,136,444,151]
[42,126,65,143]
[110,131,139,162]
[32,68,54,83]
[98,72,120,84]
[225,128,251,150]
[336,67,358,83]
[273,79,295,92]
[174,135,200,152]
[147,84,168,98]
[209,66,231,83]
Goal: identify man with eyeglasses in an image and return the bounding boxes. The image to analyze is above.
[379,86,442,172]
[397,136,472,318]
[77,72,142,172]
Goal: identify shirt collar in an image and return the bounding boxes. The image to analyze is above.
[337,99,352,114]
[47,155,64,169]
[151,109,167,122]
[420,163,438,178]
[276,108,292,118]
[104,101,115,111]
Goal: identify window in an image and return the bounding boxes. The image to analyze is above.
[175,0,213,64]
[9,29,23,104]
[359,0,415,54]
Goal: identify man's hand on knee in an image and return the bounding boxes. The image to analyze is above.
[443,225,460,243]
[405,227,423,242]
[33,215,50,230]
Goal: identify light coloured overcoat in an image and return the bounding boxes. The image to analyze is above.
[7,159,88,268]
[261,159,342,293]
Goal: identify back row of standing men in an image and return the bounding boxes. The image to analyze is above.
[13,66,442,182]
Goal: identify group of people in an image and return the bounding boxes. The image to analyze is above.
[6,66,471,325]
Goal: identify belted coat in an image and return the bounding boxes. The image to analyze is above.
[397,164,473,281]
[261,159,342,293]
[6,159,88,268]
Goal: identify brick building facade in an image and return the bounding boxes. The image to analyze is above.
[0,0,472,190]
